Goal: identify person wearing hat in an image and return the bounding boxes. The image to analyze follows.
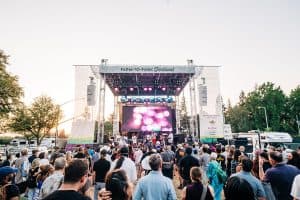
[110,146,137,183]
[0,166,20,200]
[93,149,110,200]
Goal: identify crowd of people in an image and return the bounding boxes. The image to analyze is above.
[1,139,300,200]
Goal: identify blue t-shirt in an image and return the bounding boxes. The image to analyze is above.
[264,163,300,200]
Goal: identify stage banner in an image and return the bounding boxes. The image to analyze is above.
[224,124,233,140]
[200,115,224,138]
[68,119,95,144]
[99,65,195,74]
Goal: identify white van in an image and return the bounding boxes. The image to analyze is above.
[233,131,293,153]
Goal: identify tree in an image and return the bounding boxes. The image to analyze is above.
[10,95,62,145]
[180,95,190,133]
[8,104,34,143]
[225,82,287,133]
[104,121,113,136]
[0,50,23,118]
[286,86,300,134]
[245,82,286,131]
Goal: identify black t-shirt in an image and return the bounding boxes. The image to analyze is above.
[42,190,91,200]
[74,153,86,159]
[179,155,200,180]
[93,158,111,182]
[28,155,37,163]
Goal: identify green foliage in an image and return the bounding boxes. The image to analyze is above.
[225,82,299,134]
[104,121,113,136]
[9,95,63,145]
[180,95,190,132]
[0,50,23,119]
[0,136,13,144]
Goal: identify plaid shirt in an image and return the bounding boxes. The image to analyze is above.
[39,171,64,199]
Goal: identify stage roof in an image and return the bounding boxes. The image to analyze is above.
[100,65,195,96]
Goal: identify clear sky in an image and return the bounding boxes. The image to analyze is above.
[1,0,300,122]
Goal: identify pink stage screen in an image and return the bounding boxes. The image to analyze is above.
[122,106,173,132]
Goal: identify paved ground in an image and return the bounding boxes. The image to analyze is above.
[173,176,183,199]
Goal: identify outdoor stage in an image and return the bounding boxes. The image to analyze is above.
[69,61,224,145]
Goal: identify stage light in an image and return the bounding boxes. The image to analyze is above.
[143,88,148,91]
[166,97,173,103]
[162,87,166,91]
[121,97,127,103]
[150,97,155,103]
[176,87,181,91]
[134,119,141,126]
[114,87,119,91]
[156,113,164,119]
[164,110,170,117]
[148,87,152,91]
[144,118,154,125]
[146,110,155,117]
[133,113,143,120]
[129,87,134,91]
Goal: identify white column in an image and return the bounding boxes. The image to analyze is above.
[113,96,119,136]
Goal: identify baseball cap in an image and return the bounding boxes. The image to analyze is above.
[0,166,18,177]
[120,146,129,155]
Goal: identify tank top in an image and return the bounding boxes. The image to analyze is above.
[186,182,204,200]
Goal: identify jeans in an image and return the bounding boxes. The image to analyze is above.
[27,188,39,200]
[94,182,105,200]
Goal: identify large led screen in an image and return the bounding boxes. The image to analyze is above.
[122,106,173,132]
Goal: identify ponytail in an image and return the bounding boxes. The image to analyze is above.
[114,156,125,170]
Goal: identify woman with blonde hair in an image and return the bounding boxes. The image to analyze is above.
[181,167,213,200]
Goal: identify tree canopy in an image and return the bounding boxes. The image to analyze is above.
[10,95,62,145]
[225,82,300,135]
[0,50,23,119]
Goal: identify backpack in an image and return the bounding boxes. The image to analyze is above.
[216,164,227,184]
[27,169,38,188]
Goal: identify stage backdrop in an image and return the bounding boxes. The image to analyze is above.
[122,106,173,132]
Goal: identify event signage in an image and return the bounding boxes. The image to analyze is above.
[200,115,224,138]
[99,65,195,74]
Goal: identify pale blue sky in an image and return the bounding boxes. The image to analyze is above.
[1,0,300,119]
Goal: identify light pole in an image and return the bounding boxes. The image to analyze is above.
[258,106,269,130]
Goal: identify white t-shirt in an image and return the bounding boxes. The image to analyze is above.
[291,174,300,199]
[134,149,143,164]
[110,157,137,183]
[141,156,151,171]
